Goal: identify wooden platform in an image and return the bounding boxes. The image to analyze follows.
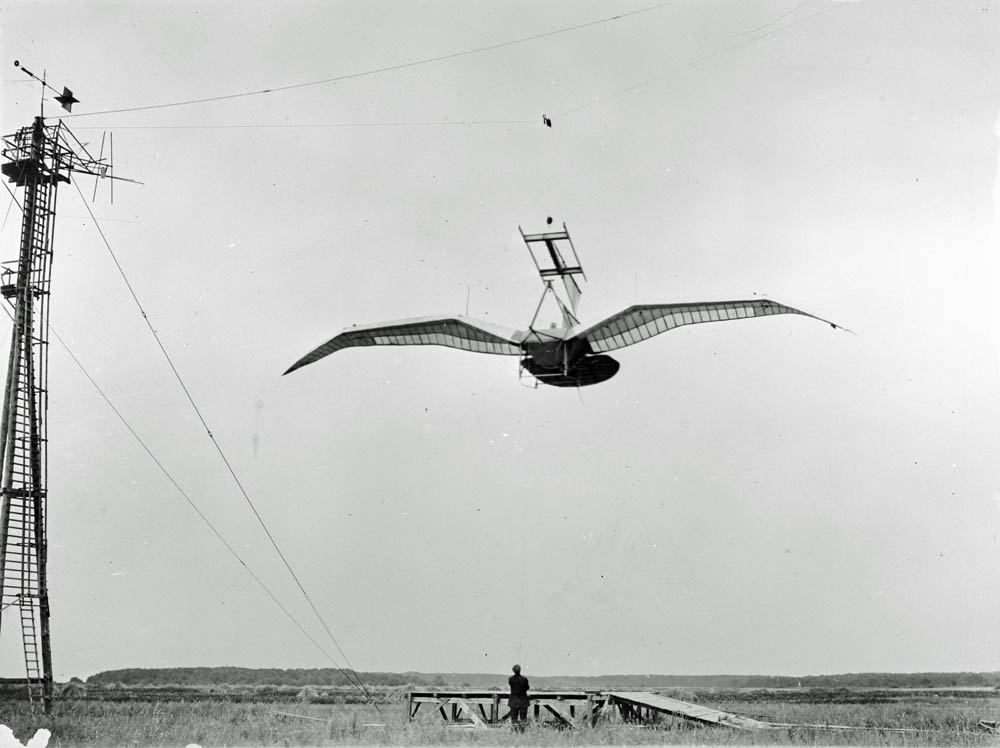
[407,689,773,729]
[408,690,608,728]
[607,691,772,729]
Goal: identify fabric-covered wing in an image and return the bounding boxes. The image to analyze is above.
[573,299,843,354]
[284,315,525,375]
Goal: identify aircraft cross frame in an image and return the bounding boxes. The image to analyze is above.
[519,223,585,327]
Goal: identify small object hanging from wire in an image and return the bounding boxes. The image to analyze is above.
[542,114,552,128]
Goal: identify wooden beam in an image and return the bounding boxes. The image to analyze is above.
[455,699,487,727]
[542,704,573,727]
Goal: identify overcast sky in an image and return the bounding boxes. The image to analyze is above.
[1,0,997,681]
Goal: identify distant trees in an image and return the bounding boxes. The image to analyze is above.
[83,668,1000,690]
[58,681,87,699]
[86,667,445,688]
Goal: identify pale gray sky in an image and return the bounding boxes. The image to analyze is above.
[1,0,998,681]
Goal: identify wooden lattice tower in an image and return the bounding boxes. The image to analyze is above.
[0,113,109,712]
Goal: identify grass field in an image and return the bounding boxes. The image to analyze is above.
[1,687,997,746]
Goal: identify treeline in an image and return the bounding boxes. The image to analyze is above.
[87,668,431,687]
[527,672,1000,690]
[410,672,1000,690]
[86,668,1000,690]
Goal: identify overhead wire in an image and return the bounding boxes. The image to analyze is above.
[59,2,675,121]
[59,2,843,134]
[71,120,529,131]
[0,192,374,702]
[555,3,840,118]
[69,180,377,706]
[732,0,810,37]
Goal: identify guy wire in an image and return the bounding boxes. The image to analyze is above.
[70,180,377,706]
[0,299,365,694]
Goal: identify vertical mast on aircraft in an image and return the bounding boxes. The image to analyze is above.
[520,220,586,329]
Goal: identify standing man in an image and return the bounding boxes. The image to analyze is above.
[508,663,530,731]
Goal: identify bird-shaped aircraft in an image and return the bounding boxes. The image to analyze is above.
[285,223,847,387]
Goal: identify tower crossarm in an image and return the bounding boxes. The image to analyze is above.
[1,119,113,188]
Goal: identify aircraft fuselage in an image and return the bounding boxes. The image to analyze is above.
[520,333,620,387]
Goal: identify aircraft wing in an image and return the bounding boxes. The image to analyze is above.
[572,299,846,354]
[284,315,525,375]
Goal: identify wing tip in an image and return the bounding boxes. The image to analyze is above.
[831,321,857,336]
[769,299,853,336]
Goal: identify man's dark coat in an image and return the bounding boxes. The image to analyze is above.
[508,673,530,707]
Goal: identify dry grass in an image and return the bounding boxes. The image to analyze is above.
[1,691,997,747]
